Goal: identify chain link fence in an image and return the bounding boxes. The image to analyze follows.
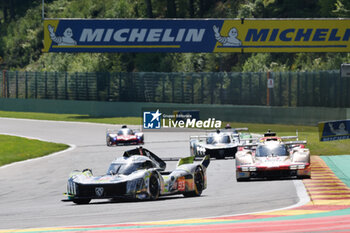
[0,70,348,107]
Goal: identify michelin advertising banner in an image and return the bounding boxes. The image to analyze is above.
[43,18,350,53]
[318,120,350,141]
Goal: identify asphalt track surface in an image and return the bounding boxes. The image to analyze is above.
[0,118,304,229]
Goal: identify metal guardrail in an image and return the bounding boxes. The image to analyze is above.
[0,70,348,107]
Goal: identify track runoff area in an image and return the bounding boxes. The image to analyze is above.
[1,156,350,232]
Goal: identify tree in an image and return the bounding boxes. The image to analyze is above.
[166,0,177,17]
[145,0,153,18]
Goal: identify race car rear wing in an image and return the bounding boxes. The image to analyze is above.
[106,128,143,134]
[263,129,299,140]
[280,136,298,140]
[190,135,209,141]
[234,128,249,131]
[205,127,248,134]
[284,140,307,145]
[237,139,307,148]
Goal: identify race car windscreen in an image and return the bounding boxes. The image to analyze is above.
[255,144,288,157]
[107,161,154,175]
[207,135,231,144]
[117,129,134,136]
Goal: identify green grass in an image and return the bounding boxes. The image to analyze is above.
[0,110,348,156]
[0,135,69,166]
[0,110,141,125]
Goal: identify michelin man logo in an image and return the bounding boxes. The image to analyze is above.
[328,122,348,135]
[48,24,77,46]
[213,25,242,46]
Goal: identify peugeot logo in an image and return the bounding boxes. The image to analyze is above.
[95,187,104,197]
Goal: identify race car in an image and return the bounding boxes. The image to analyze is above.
[65,147,210,204]
[190,129,240,159]
[235,130,311,181]
[106,125,144,146]
[221,126,254,144]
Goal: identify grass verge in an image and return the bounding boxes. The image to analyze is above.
[0,135,69,166]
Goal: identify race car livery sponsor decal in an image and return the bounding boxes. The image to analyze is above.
[318,119,350,141]
[177,177,186,191]
[43,19,350,53]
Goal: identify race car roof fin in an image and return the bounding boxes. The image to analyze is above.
[264,129,276,137]
[123,147,166,170]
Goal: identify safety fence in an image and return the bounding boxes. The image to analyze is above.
[0,70,348,107]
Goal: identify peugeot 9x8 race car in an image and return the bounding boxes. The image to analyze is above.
[65,147,210,204]
[106,125,144,146]
[235,130,311,181]
[190,129,239,159]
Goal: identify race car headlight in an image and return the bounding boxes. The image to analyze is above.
[127,178,144,193]
[67,180,77,195]
[297,164,305,169]
[290,165,297,170]
[249,167,256,171]
[241,167,256,171]
[197,146,206,152]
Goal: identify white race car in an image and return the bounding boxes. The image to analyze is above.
[190,129,239,159]
[235,131,311,181]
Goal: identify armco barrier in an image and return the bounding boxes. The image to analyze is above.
[0,98,349,126]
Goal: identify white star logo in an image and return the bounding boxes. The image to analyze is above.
[151,109,161,122]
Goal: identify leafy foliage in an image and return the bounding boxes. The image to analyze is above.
[0,0,349,72]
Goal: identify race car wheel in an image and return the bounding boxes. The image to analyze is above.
[106,137,113,147]
[184,166,204,197]
[149,173,160,200]
[73,198,91,204]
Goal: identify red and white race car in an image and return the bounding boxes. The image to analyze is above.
[235,130,311,181]
[106,126,144,146]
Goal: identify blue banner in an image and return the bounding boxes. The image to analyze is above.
[43,19,350,53]
[44,19,222,53]
[319,120,350,141]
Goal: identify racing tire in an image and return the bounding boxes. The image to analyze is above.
[183,166,204,197]
[148,173,160,200]
[73,198,91,204]
[106,137,113,147]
